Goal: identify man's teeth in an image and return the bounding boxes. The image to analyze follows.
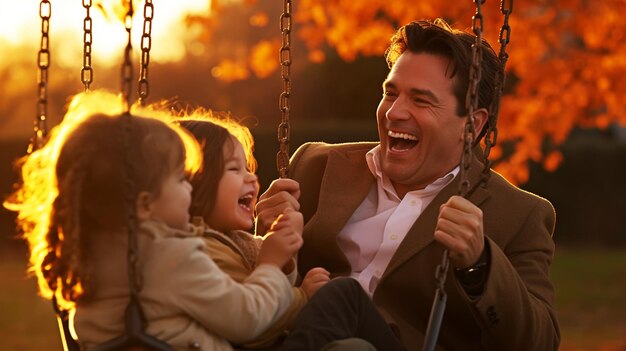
[388,130,418,141]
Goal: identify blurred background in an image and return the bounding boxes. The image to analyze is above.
[1,0,625,350]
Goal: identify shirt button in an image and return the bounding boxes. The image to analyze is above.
[390,234,398,240]
[410,200,417,206]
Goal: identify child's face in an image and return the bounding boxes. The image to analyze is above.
[207,137,259,232]
[150,168,193,231]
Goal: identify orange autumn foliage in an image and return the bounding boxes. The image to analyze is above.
[211,59,249,82]
[208,0,626,185]
[250,40,280,79]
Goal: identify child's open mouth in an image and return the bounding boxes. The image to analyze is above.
[238,193,254,212]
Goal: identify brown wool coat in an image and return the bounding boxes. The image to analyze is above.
[289,142,560,351]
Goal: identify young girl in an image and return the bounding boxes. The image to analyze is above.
[9,91,303,350]
[178,117,331,349]
[178,116,407,351]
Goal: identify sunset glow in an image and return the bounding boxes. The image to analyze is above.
[0,0,212,68]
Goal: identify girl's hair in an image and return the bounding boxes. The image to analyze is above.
[177,113,256,226]
[5,90,201,309]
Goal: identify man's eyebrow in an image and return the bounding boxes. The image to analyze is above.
[410,88,440,104]
[382,81,395,90]
[382,81,440,104]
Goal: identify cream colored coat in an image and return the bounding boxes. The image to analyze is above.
[72,220,293,351]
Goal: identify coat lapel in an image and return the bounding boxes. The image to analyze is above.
[383,154,490,278]
[304,148,375,246]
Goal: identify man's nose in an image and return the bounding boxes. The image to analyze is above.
[386,97,411,121]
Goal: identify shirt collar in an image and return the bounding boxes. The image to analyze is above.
[365,145,459,200]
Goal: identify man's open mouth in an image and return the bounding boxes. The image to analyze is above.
[388,130,419,151]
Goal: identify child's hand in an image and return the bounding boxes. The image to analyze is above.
[255,179,301,237]
[301,267,330,298]
[267,207,303,236]
[257,209,303,268]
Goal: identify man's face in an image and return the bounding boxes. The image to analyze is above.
[377,52,466,197]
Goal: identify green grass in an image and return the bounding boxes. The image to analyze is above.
[0,245,62,350]
[1,245,625,350]
[552,248,626,350]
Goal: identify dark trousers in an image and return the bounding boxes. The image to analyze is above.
[281,278,405,351]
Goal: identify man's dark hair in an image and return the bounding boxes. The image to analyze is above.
[385,19,501,140]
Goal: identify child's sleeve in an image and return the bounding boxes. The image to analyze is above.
[162,239,294,344]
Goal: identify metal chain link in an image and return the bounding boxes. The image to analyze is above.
[276,0,292,179]
[120,0,142,298]
[31,0,51,153]
[121,0,134,113]
[459,0,485,198]
[81,0,93,91]
[423,5,488,351]
[430,0,486,333]
[137,0,153,104]
[481,0,513,187]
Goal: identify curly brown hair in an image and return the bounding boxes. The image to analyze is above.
[385,19,500,141]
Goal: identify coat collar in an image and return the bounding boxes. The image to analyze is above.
[306,145,491,279]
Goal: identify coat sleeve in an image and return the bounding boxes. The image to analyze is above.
[454,198,560,350]
[161,240,294,344]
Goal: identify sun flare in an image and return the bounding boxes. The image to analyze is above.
[0,0,212,68]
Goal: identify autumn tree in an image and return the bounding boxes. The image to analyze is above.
[204,0,626,184]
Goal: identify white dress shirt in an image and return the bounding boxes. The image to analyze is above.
[336,145,458,296]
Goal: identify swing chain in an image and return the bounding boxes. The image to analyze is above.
[120,0,142,298]
[138,0,153,104]
[277,0,292,179]
[32,0,51,153]
[458,0,485,197]
[121,0,134,113]
[481,0,513,187]
[81,0,93,91]
[431,0,486,321]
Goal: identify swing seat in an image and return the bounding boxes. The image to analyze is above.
[92,297,173,351]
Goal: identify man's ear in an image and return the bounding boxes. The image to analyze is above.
[459,108,489,142]
[136,191,153,221]
[473,108,489,139]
